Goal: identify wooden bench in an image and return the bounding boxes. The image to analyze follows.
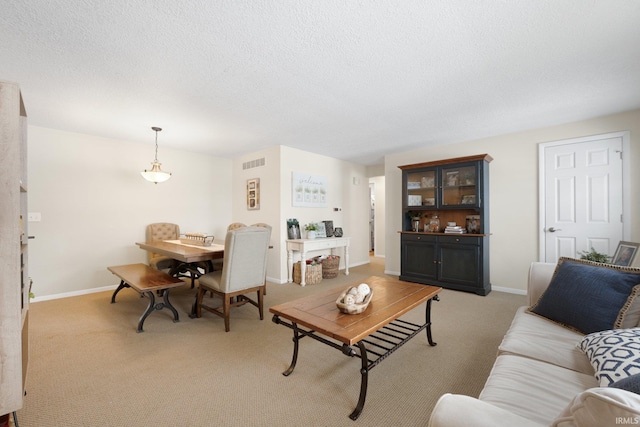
[108,263,186,332]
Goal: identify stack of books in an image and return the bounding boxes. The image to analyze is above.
[444,225,466,234]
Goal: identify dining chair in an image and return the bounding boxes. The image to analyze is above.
[146,222,202,288]
[191,226,271,332]
[251,223,272,295]
[210,222,248,272]
[146,223,180,270]
[227,222,246,231]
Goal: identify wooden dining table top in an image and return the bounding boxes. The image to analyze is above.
[136,240,225,263]
[269,276,441,346]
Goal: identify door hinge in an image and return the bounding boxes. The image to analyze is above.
[616,150,623,160]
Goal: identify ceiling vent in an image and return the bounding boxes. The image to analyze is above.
[242,157,265,170]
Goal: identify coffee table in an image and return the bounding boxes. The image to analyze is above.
[269,276,441,420]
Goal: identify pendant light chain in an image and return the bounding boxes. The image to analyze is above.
[153,128,160,163]
[141,126,172,183]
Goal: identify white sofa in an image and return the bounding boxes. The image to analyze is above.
[428,261,640,427]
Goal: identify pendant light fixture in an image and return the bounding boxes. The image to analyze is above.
[141,126,172,184]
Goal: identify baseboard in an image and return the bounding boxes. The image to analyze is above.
[266,275,287,285]
[492,285,526,296]
[349,260,370,268]
[32,284,119,302]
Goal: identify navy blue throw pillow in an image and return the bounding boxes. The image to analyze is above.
[611,373,640,395]
[528,258,640,334]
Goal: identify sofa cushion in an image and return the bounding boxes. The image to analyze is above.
[428,394,543,427]
[578,328,640,386]
[479,354,598,426]
[498,307,593,374]
[611,373,640,395]
[551,387,640,427]
[528,258,640,334]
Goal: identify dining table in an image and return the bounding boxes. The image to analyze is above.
[136,239,225,278]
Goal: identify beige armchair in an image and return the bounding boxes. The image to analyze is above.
[191,226,271,332]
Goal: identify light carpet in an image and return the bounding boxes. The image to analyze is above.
[15,258,525,426]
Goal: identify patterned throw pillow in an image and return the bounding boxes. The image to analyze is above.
[528,258,640,334]
[578,328,640,386]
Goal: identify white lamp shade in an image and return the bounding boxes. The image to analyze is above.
[141,162,172,184]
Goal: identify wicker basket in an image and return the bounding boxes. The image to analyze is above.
[322,256,340,279]
[179,233,214,247]
[293,262,322,285]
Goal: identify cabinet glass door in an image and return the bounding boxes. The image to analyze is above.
[441,164,477,207]
[405,169,436,208]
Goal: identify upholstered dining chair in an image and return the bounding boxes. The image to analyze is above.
[146,222,180,270]
[227,222,246,231]
[146,222,202,288]
[251,223,272,295]
[210,222,248,272]
[191,226,271,332]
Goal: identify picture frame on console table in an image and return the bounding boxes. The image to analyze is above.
[612,241,640,267]
[287,218,301,240]
[315,222,327,238]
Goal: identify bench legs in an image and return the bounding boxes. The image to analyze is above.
[137,290,180,333]
[110,280,129,303]
[111,280,180,333]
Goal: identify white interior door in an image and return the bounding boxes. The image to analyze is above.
[539,132,629,263]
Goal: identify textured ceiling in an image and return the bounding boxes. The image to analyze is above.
[2,1,640,165]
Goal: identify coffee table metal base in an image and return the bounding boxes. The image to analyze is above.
[272,295,438,420]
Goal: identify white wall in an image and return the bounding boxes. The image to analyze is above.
[279,146,370,278]
[27,127,370,298]
[385,109,640,293]
[27,126,232,298]
[231,146,282,282]
[231,145,371,283]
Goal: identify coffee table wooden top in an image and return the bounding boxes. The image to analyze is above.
[270,276,441,346]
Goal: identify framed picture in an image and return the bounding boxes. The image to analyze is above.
[292,172,328,207]
[247,178,260,210]
[287,218,301,239]
[612,241,640,267]
[323,220,334,237]
[315,222,327,238]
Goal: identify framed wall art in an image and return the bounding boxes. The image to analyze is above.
[247,178,260,210]
[292,172,327,207]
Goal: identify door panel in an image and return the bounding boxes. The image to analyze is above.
[439,242,479,286]
[401,240,437,281]
[542,134,624,262]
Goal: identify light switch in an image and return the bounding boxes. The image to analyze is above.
[28,212,41,222]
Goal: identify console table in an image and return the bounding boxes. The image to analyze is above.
[286,237,350,285]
